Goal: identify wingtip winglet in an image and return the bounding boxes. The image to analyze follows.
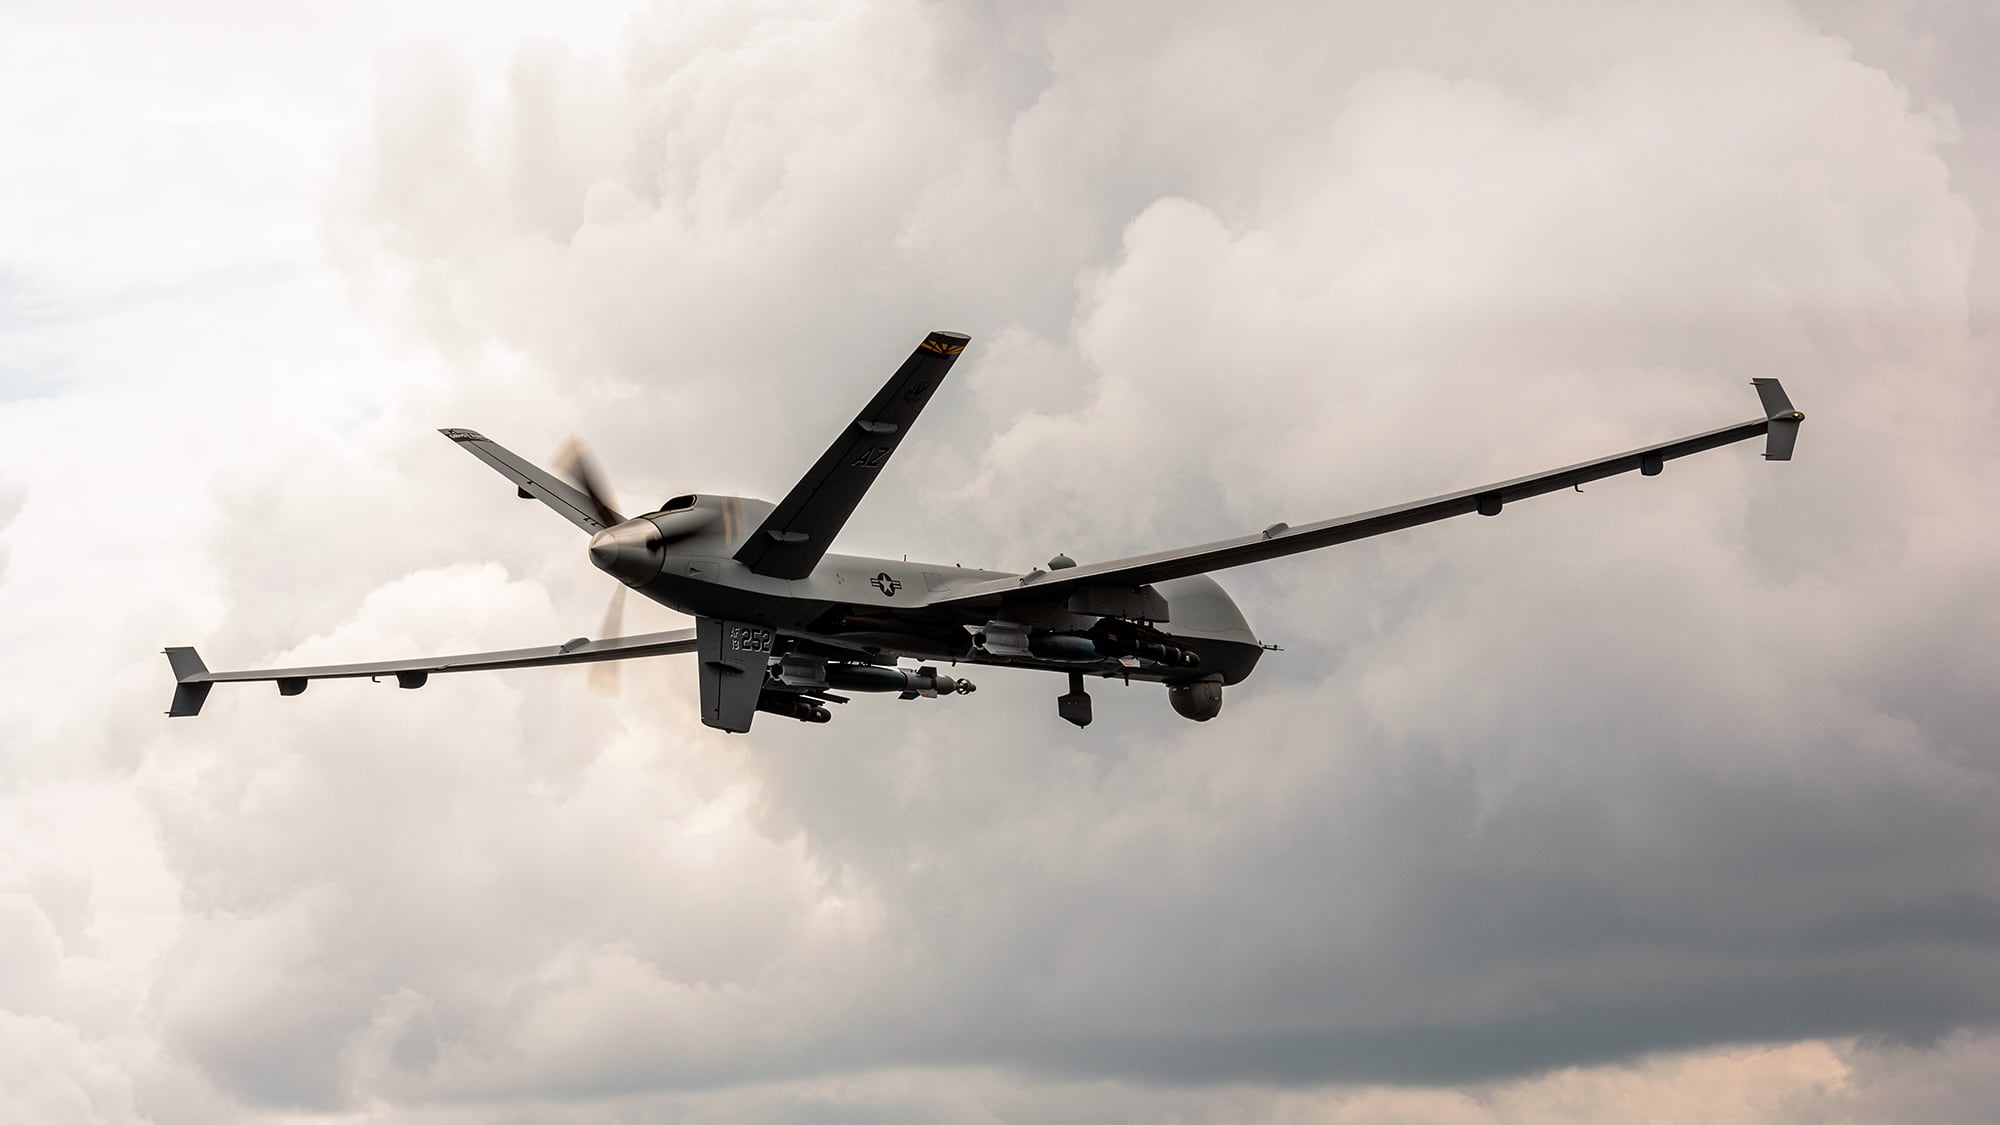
[1751,379,1803,461]
[164,647,212,717]
[165,646,208,682]
[1751,378,1797,419]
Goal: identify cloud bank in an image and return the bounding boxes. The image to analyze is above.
[1,0,1996,1119]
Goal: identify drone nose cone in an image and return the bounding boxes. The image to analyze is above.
[588,520,665,586]
[587,531,614,568]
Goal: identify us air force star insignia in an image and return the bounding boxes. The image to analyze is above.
[871,572,902,596]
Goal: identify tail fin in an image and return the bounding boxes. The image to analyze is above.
[164,647,213,717]
[1752,378,1803,461]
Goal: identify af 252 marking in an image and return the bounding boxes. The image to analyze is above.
[727,625,774,654]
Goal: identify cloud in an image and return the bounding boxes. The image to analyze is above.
[2,0,1997,1118]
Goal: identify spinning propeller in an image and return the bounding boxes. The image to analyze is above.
[552,436,633,696]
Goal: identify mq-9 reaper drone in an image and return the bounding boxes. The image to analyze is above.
[167,331,1802,732]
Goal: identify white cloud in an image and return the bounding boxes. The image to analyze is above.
[2,0,1997,1119]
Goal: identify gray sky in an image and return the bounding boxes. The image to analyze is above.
[2,0,1997,1121]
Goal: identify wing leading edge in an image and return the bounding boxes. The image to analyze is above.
[734,330,970,579]
[438,428,625,534]
[164,628,699,716]
[928,379,1803,609]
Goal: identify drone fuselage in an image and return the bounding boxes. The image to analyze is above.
[592,493,1265,689]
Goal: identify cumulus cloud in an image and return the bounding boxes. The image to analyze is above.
[2,0,1997,1119]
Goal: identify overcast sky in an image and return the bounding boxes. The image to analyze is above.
[3,0,1998,1121]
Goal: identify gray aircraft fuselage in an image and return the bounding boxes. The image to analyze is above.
[588,493,1265,686]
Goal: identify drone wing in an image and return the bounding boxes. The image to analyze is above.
[734,330,969,579]
[438,428,625,534]
[928,380,1803,611]
[163,628,698,716]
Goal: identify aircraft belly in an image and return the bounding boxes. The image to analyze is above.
[641,555,1262,685]
[793,630,968,662]
[642,568,825,629]
[644,554,1013,626]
